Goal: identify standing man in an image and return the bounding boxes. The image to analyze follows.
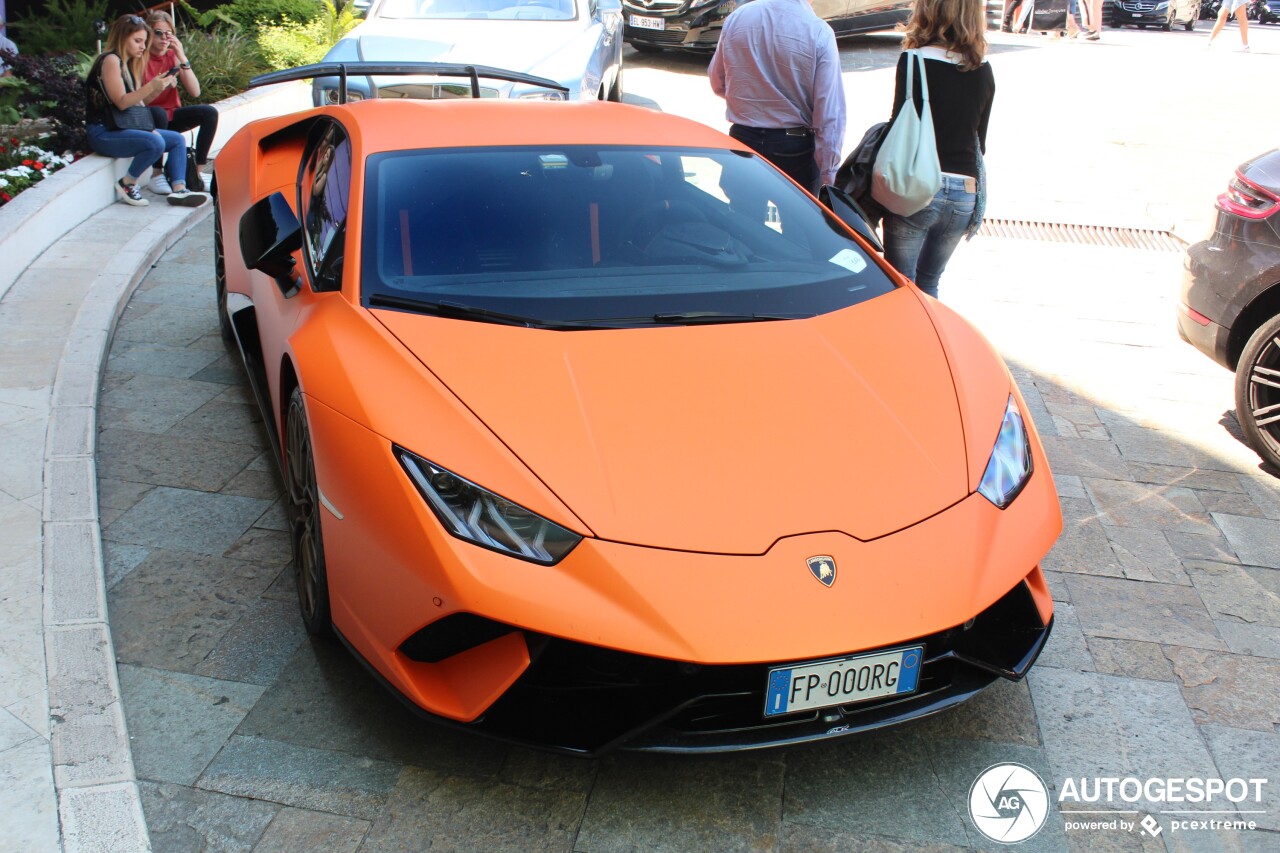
[708,0,846,195]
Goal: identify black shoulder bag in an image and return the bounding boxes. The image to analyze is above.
[91,54,155,132]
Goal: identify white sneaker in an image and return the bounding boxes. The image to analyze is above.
[150,175,172,195]
[1234,44,1251,52]
[167,189,209,208]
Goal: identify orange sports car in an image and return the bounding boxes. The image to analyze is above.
[214,63,1061,755]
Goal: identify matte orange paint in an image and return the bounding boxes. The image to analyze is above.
[215,98,1061,726]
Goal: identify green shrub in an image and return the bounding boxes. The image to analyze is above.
[8,0,110,57]
[257,2,358,71]
[202,0,326,29]
[179,25,269,105]
[3,51,88,152]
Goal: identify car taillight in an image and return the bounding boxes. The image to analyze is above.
[1217,173,1280,220]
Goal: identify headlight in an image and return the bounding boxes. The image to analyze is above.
[397,448,581,564]
[977,396,1033,509]
[516,90,568,101]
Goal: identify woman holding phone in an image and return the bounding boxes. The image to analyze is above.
[84,15,205,206]
[141,10,220,193]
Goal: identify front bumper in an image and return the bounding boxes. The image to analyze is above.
[1111,4,1171,24]
[622,6,727,51]
[354,571,1052,755]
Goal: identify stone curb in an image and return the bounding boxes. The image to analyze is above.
[43,203,212,853]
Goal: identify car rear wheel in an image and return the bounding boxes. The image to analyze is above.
[1235,313,1280,470]
[285,386,334,636]
[213,198,234,343]
[1185,16,1196,28]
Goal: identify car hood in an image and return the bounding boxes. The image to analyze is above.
[349,19,584,71]
[373,288,970,553]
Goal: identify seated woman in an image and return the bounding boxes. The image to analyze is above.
[84,15,206,207]
[141,10,219,193]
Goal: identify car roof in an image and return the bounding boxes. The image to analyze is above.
[325,100,744,154]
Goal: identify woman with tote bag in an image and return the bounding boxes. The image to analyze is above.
[881,0,994,300]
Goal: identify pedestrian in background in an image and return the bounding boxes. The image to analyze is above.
[881,0,993,300]
[1207,0,1250,50]
[84,15,206,207]
[0,15,18,77]
[708,0,846,196]
[1077,0,1102,39]
[140,10,219,194]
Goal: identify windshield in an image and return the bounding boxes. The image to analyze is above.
[375,0,578,20]
[361,145,896,328]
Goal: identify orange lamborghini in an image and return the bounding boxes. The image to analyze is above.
[214,63,1062,755]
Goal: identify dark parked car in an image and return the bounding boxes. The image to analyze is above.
[622,0,912,53]
[1178,149,1280,471]
[1109,0,1200,29]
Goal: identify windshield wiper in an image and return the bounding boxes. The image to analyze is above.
[651,311,806,325]
[369,294,600,329]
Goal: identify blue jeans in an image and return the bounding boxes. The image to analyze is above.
[86,124,188,183]
[883,174,977,299]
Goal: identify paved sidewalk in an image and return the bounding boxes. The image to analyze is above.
[3,25,1279,852]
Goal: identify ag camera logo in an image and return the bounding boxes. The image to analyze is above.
[969,763,1050,844]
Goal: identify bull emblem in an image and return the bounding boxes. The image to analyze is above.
[807,556,836,587]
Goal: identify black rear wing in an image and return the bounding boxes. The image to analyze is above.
[248,62,569,103]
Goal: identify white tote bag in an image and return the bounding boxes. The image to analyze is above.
[871,50,942,217]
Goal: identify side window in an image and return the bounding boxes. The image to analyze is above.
[300,122,352,291]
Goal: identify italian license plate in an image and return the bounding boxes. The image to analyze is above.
[630,14,664,30]
[763,646,924,717]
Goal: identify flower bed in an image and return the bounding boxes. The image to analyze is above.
[0,135,78,207]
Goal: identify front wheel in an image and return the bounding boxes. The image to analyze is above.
[1185,16,1196,29]
[607,66,624,102]
[213,198,233,343]
[1234,313,1280,471]
[285,387,334,636]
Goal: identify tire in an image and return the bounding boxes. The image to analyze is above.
[1234,313,1280,471]
[607,66,624,103]
[213,197,234,343]
[285,387,334,636]
[1161,18,1172,28]
[1185,16,1196,29]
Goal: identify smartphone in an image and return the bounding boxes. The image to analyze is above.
[164,66,181,77]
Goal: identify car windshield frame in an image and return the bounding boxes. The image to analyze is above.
[360,144,897,329]
[374,0,580,22]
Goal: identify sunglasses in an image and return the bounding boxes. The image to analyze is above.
[125,15,144,25]
[153,30,174,38]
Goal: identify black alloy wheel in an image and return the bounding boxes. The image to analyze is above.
[285,387,334,635]
[213,198,234,343]
[1235,313,1280,471]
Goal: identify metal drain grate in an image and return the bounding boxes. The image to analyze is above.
[977,219,1186,252]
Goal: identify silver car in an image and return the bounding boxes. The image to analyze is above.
[313,0,624,106]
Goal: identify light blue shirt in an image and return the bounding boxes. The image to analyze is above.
[0,33,17,75]
[708,0,846,184]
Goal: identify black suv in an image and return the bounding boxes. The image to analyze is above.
[1178,149,1280,471]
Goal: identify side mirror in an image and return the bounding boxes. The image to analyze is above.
[819,185,883,254]
[240,192,303,296]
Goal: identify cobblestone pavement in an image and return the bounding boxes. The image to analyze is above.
[97,200,1280,853]
[76,23,1280,853]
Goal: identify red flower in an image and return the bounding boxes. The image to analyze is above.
[33,163,44,170]
[8,137,17,145]
[1,192,11,202]
[21,159,33,167]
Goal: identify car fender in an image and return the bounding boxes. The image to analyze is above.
[523,23,614,99]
